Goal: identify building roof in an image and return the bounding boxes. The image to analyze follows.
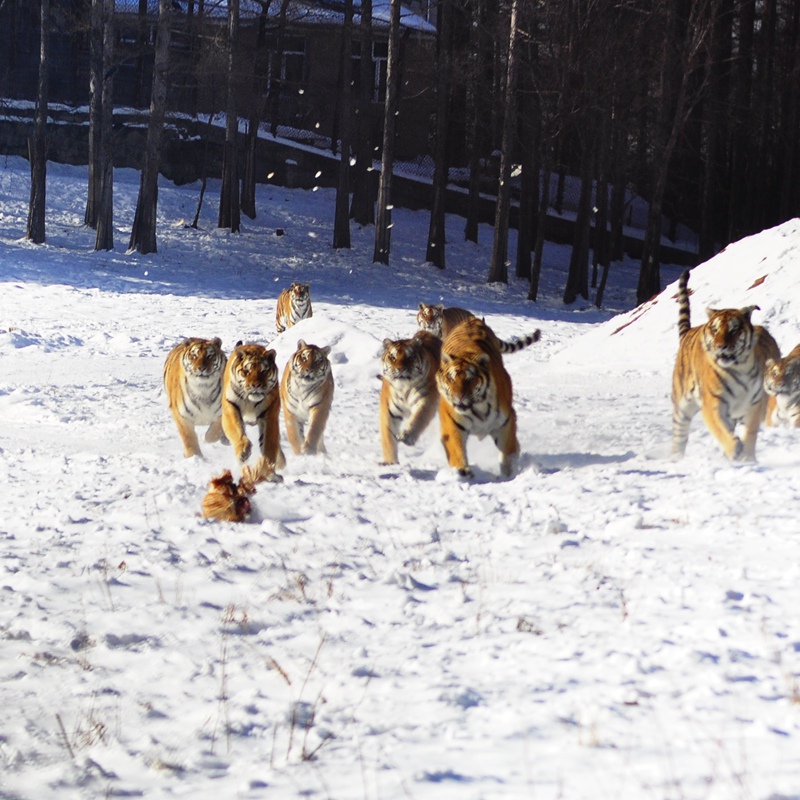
[114,0,437,35]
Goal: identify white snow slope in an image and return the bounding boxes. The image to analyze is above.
[1,157,799,800]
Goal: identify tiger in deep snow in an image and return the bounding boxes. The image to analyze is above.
[163,336,227,458]
[671,268,780,460]
[764,343,800,428]
[436,317,540,478]
[281,339,334,455]
[275,282,313,333]
[379,330,442,465]
[222,342,286,481]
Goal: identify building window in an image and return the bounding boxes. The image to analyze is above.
[351,40,388,102]
[265,34,306,86]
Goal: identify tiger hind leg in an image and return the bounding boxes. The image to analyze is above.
[304,405,331,455]
[670,397,698,459]
[738,399,767,462]
[205,418,226,445]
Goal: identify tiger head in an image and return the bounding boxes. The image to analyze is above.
[381,336,430,382]
[702,306,758,365]
[436,353,490,411]
[289,339,331,382]
[226,343,279,402]
[417,303,445,337]
[289,282,311,305]
[764,355,800,398]
[182,337,225,377]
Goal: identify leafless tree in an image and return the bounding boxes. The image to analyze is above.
[27,0,49,244]
[333,0,354,249]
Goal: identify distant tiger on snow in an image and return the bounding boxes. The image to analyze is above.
[380,330,442,465]
[671,268,780,461]
[436,317,540,478]
[222,342,286,481]
[416,302,474,339]
[765,344,800,427]
[163,336,227,458]
[276,282,312,333]
[281,339,334,455]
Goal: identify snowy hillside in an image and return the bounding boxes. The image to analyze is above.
[1,157,800,800]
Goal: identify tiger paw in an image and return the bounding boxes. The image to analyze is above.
[457,467,474,480]
[237,439,253,463]
[397,430,418,446]
[731,438,745,461]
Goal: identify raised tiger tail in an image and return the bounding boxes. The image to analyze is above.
[498,329,541,355]
[677,269,691,340]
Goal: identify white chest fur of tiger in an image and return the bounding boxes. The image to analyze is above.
[222,343,286,482]
[671,269,781,461]
[379,330,442,465]
[416,302,474,339]
[280,339,334,455]
[436,317,541,479]
[275,282,312,333]
[765,344,800,427]
[164,336,227,458]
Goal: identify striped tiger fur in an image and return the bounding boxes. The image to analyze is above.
[671,268,780,460]
[417,302,474,339]
[436,317,540,478]
[276,282,312,333]
[765,344,800,427]
[222,342,286,481]
[280,339,334,455]
[379,330,442,465]
[163,336,227,458]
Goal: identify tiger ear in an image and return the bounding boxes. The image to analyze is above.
[418,302,426,311]
[297,339,307,350]
[476,353,491,367]
[705,308,718,319]
[435,304,444,311]
[441,352,453,366]
[742,305,759,319]
[265,349,277,361]
[382,338,393,350]
[321,345,332,356]
[235,340,243,348]
[212,337,222,348]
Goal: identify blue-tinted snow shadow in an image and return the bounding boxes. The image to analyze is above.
[534,450,637,472]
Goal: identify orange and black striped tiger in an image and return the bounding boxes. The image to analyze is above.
[379,330,442,465]
[671,269,780,460]
[436,317,540,478]
[416,302,474,339]
[765,344,800,428]
[222,342,286,482]
[281,339,334,455]
[163,336,227,458]
[276,282,312,333]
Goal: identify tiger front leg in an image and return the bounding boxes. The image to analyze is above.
[738,397,768,461]
[172,413,204,459]
[283,410,305,456]
[303,403,330,455]
[700,396,742,460]
[222,403,252,463]
[257,399,286,472]
[397,395,438,447]
[379,381,399,464]
[440,400,472,478]
[493,410,520,477]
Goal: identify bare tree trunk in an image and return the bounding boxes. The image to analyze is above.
[332,0,353,249]
[425,0,453,269]
[563,138,593,304]
[373,0,401,265]
[268,0,291,137]
[94,0,115,251]
[27,0,49,245]
[487,0,519,284]
[85,0,103,229]
[464,0,485,244]
[218,0,240,232]
[129,0,171,255]
[241,3,269,220]
[527,162,551,302]
[350,0,375,226]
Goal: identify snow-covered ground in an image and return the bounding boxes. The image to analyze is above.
[1,157,799,800]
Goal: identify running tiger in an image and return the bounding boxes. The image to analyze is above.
[281,339,334,455]
[436,317,540,478]
[765,344,800,427]
[380,330,442,464]
[416,302,474,339]
[276,282,313,333]
[222,342,286,481]
[671,268,780,460]
[163,336,227,458]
